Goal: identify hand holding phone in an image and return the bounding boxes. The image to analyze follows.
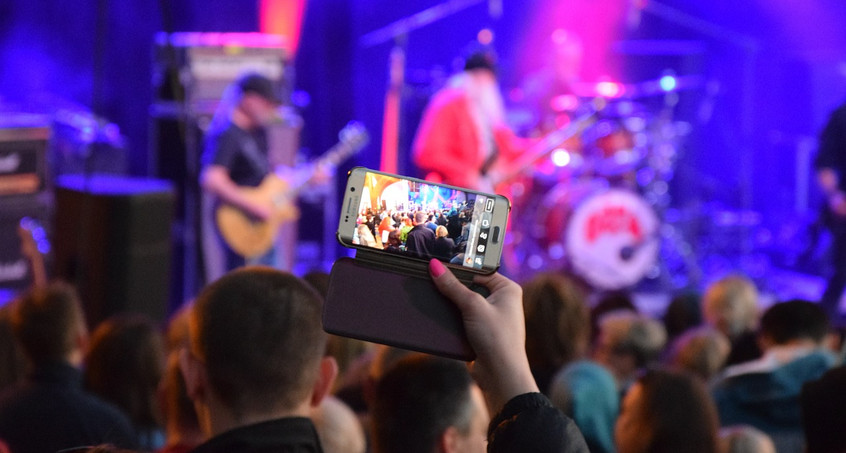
[427,259,539,412]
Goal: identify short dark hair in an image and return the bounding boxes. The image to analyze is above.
[84,314,165,429]
[523,272,590,372]
[190,267,326,416]
[636,368,719,453]
[760,299,829,344]
[413,211,427,224]
[371,354,475,453]
[11,282,86,364]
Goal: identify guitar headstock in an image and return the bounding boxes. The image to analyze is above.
[338,121,370,151]
[318,121,370,170]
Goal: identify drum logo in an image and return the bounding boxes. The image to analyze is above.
[585,206,642,243]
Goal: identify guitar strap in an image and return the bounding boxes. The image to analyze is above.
[479,141,499,176]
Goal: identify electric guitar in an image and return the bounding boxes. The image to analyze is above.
[215,121,369,258]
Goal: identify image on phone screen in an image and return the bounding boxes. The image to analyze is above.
[348,170,499,271]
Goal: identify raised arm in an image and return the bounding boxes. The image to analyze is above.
[428,259,589,453]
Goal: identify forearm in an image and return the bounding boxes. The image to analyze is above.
[201,166,261,213]
[476,355,539,415]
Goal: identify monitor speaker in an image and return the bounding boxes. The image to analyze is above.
[53,175,174,328]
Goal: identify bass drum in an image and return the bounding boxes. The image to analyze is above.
[537,185,659,290]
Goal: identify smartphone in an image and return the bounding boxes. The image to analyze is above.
[337,167,510,274]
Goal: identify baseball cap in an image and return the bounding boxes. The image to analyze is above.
[463,45,498,74]
[237,73,283,104]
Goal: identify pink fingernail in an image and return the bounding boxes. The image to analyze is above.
[430,259,446,277]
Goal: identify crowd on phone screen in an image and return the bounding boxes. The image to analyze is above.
[352,205,475,263]
[2,260,846,452]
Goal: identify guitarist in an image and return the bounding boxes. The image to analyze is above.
[200,73,313,277]
[816,100,846,324]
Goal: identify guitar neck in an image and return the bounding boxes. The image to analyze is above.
[494,110,597,187]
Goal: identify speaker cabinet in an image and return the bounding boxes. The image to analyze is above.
[53,175,174,327]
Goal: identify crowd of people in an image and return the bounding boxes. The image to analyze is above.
[352,204,476,263]
[1,258,846,453]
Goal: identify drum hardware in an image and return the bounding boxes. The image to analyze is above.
[505,87,702,290]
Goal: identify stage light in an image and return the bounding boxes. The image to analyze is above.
[477,28,494,45]
[549,243,565,260]
[659,75,677,92]
[596,80,624,98]
[552,148,572,167]
[550,94,579,112]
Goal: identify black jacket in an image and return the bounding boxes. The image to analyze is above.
[0,361,137,453]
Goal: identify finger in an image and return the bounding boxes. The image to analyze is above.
[429,259,480,310]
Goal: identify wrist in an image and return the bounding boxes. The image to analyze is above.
[482,356,539,412]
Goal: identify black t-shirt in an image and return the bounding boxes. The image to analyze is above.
[816,102,846,192]
[202,123,270,187]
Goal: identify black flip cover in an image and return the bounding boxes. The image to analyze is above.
[323,255,475,361]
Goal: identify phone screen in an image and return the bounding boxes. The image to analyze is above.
[343,169,505,271]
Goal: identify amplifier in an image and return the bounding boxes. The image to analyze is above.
[153,32,290,108]
[0,122,50,196]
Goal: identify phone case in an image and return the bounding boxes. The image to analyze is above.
[323,250,478,361]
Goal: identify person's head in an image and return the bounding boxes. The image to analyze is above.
[436,225,449,238]
[615,368,719,453]
[702,275,759,339]
[357,224,375,245]
[235,73,281,127]
[180,267,337,434]
[549,361,619,453]
[85,314,165,431]
[166,302,193,353]
[413,211,428,226]
[463,47,497,75]
[758,299,830,349]
[159,351,203,449]
[594,310,667,387]
[371,354,489,453]
[522,272,591,372]
[662,292,703,340]
[311,396,366,453]
[665,326,730,382]
[303,270,331,300]
[719,425,776,453]
[10,282,88,367]
[590,291,637,343]
[387,230,401,247]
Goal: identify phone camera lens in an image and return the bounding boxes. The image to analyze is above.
[350,187,356,192]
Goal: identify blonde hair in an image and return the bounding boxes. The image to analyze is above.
[702,275,759,339]
[435,225,449,238]
[667,326,730,382]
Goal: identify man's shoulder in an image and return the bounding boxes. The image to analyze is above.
[429,87,471,111]
[714,349,836,395]
[192,417,321,453]
[0,383,137,452]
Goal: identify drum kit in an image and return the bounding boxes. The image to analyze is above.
[507,85,700,291]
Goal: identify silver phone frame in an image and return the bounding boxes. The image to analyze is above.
[337,167,510,274]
